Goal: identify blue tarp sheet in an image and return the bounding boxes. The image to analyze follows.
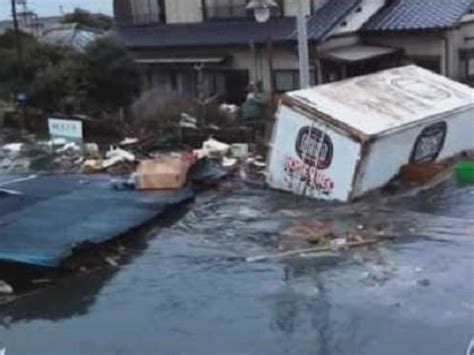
[0,175,194,267]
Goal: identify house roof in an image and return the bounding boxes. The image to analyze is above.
[118,0,361,49]
[41,23,104,52]
[364,0,474,32]
[305,0,361,40]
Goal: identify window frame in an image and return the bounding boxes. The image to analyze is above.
[460,49,474,82]
[117,0,167,26]
[273,69,317,93]
[406,55,441,74]
[202,0,284,21]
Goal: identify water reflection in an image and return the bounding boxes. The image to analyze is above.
[0,209,188,324]
[0,270,116,325]
[0,178,471,355]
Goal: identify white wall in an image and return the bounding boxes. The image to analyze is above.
[354,107,474,196]
[267,104,361,201]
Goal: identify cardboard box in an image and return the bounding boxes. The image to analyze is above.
[136,158,190,190]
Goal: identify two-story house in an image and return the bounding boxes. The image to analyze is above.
[114,0,402,103]
[114,0,474,104]
[363,0,474,85]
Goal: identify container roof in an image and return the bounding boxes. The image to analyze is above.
[287,65,474,137]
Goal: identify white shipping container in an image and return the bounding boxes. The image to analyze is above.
[267,65,474,202]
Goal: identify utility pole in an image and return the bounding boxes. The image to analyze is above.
[11,0,24,84]
[296,0,310,89]
[11,0,26,131]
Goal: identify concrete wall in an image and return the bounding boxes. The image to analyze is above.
[365,21,474,82]
[365,33,445,74]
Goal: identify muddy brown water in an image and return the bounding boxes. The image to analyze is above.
[0,178,473,355]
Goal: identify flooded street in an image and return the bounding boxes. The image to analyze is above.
[0,179,473,355]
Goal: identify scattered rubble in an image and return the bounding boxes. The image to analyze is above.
[0,281,13,295]
[418,279,431,287]
[1,118,470,305]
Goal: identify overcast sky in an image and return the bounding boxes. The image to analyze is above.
[0,0,113,20]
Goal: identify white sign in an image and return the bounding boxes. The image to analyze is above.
[48,118,83,141]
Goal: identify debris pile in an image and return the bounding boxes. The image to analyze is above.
[0,127,269,195]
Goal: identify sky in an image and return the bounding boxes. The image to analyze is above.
[0,0,113,20]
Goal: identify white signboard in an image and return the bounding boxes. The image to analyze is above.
[48,118,83,142]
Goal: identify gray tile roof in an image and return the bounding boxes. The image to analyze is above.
[306,0,361,40]
[364,0,474,32]
[118,0,360,49]
[41,23,104,52]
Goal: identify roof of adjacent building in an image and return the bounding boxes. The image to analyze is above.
[118,0,361,48]
[364,0,474,32]
[41,23,104,52]
[286,65,474,137]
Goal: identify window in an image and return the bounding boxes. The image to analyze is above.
[116,0,166,26]
[204,0,251,20]
[460,49,474,81]
[468,59,474,76]
[203,0,283,20]
[275,71,297,92]
[274,70,316,92]
[408,56,441,74]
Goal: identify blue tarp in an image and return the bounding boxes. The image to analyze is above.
[0,175,194,267]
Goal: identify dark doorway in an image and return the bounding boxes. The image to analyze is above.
[224,70,249,104]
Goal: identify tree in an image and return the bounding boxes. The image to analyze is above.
[62,8,113,30]
[0,29,138,116]
[27,53,85,113]
[0,30,38,96]
[81,38,139,113]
